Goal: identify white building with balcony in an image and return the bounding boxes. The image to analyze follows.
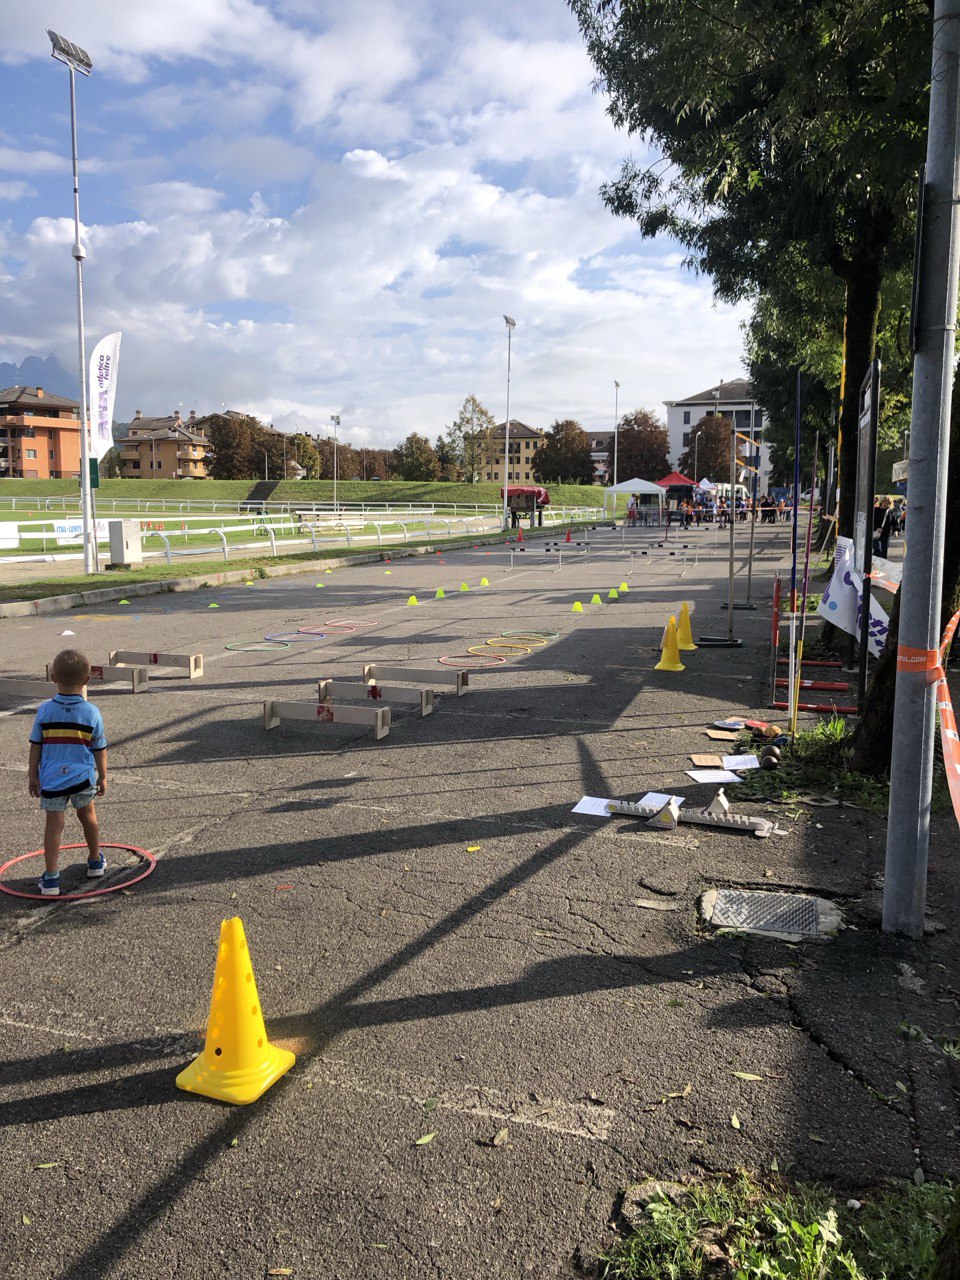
[664,378,772,491]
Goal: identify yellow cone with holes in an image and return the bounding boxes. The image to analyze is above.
[655,616,685,672]
[608,589,619,601]
[619,582,629,593]
[435,587,445,599]
[677,601,698,651]
[480,577,489,586]
[176,917,294,1105]
[460,582,470,592]
[408,595,419,606]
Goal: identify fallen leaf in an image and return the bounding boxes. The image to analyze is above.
[492,1126,510,1147]
[267,1270,294,1276]
[466,845,481,853]
[229,1137,238,1148]
[666,998,683,1007]
[34,1163,60,1170]
[22,1214,30,1226]
[809,1134,825,1143]
[423,1098,438,1112]
[666,1084,692,1099]
[730,1113,741,1130]
[895,1081,908,1094]
[732,1072,763,1082]
[415,1132,436,1145]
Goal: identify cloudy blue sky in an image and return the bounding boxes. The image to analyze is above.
[0,0,748,448]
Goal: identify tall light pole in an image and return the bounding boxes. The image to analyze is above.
[693,428,701,482]
[330,414,340,511]
[613,380,621,487]
[501,316,516,531]
[48,29,95,575]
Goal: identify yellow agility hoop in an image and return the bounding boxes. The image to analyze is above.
[467,643,531,655]
[499,633,548,646]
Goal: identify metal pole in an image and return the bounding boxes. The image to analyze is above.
[746,400,757,603]
[727,417,736,640]
[330,414,340,512]
[694,431,699,482]
[613,380,620,488]
[883,0,960,938]
[264,450,268,481]
[501,317,515,530]
[857,361,881,711]
[68,63,95,575]
[788,372,802,734]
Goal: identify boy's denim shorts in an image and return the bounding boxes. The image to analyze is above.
[40,785,97,813]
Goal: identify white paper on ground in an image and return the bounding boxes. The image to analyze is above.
[572,795,615,817]
[686,769,743,784]
[722,754,760,771]
[638,791,686,809]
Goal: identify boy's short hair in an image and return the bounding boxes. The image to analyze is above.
[50,649,91,686]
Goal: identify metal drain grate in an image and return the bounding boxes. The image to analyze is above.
[710,888,821,938]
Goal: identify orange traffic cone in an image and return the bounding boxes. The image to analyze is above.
[655,616,685,672]
[565,528,572,544]
[176,917,295,1105]
[517,527,524,542]
[677,601,698,651]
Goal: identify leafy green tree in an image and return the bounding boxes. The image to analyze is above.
[450,395,496,482]
[289,433,320,479]
[568,0,928,537]
[392,432,439,481]
[206,413,259,479]
[434,434,459,481]
[532,419,594,484]
[99,446,121,479]
[676,416,731,483]
[611,409,670,481]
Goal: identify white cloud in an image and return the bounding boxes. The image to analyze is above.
[0,180,38,201]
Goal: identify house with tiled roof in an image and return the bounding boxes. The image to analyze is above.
[663,378,771,490]
[484,420,546,483]
[114,408,213,479]
[0,385,82,479]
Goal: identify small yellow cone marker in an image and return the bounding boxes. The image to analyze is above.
[572,601,584,613]
[619,582,629,593]
[608,589,619,601]
[480,577,489,586]
[590,593,602,606]
[385,570,392,575]
[435,587,445,599]
[118,599,130,605]
[176,917,294,1105]
[315,582,324,588]
[677,601,698,652]
[325,569,332,574]
[208,603,220,609]
[655,616,685,672]
[408,595,419,606]
[460,582,469,592]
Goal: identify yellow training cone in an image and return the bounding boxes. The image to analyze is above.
[408,595,419,606]
[572,601,584,613]
[677,601,698,651]
[619,582,629,593]
[590,593,602,606]
[176,917,294,1106]
[480,577,489,587]
[607,589,619,601]
[435,587,445,599]
[655,616,685,672]
[460,582,469,592]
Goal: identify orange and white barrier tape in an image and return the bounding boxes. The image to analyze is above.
[896,611,960,827]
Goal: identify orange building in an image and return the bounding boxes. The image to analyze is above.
[0,386,82,480]
[115,409,213,479]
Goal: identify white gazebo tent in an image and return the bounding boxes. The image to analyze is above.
[603,477,665,519]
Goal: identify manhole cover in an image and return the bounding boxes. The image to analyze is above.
[701,888,842,941]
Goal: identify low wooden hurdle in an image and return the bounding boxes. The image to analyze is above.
[263,699,391,739]
[363,663,469,697]
[0,677,86,702]
[318,679,434,717]
[46,661,148,693]
[109,649,204,679]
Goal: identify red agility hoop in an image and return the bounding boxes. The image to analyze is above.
[0,843,156,902]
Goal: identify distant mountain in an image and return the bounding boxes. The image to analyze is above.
[0,354,77,399]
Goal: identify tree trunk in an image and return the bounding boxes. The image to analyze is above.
[850,372,960,775]
[837,255,884,540]
[934,1194,960,1280]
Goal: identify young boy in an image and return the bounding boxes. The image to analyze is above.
[28,649,108,897]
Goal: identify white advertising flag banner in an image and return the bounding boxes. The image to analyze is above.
[88,332,122,461]
[817,535,890,658]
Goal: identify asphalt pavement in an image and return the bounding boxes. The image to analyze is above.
[0,523,957,1280]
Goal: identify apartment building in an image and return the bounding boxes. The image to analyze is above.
[664,378,771,490]
[0,385,82,479]
[114,409,213,479]
[588,429,615,483]
[484,421,546,483]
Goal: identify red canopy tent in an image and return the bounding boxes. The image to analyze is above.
[656,471,696,488]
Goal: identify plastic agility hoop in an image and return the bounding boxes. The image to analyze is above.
[501,630,558,641]
[0,843,156,902]
[264,632,320,643]
[225,640,290,651]
[323,618,373,629]
[297,626,328,636]
[437,654,506,668]
[467,644,529,656]
[499,634,548,647]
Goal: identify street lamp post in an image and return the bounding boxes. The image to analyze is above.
[48,29,95,574]
[693,428,701,482]
[501,316,516,531]
[613,380,621,487]
[330,414,341,512]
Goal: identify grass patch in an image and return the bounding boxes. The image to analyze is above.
[602,1173,954,1279]
[735,716,889,812]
